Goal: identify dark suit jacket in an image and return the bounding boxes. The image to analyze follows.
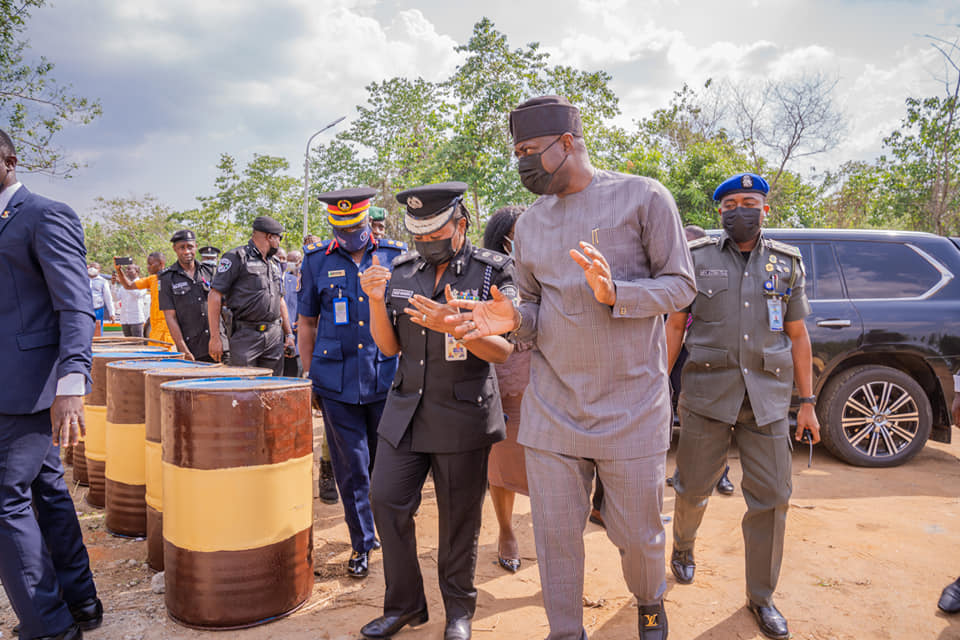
[0,186,94,415]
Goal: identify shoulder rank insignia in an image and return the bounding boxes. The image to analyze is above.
[766,238,802,259]
[381,238,408,251]
[393,251,419,267]
[688,236,718,250]
[472,247,511,268]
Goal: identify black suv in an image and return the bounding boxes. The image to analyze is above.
[758,228,960,467]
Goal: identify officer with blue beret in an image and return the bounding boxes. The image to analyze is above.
[665,172,820,640]
[0,128,102,640]
[297,187,406,579]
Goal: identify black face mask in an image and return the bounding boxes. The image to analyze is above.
[517,135,569,195]
[722,207,762,244]
[415,237,457,266]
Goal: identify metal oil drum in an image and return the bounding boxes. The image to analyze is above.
[86,350,182,508]
[94,336,174,349]
[104,358,188,536]
[142,365,270,571]
[161,377,313,629]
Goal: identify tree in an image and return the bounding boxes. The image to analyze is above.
[879,34,960,235]
[724,72,845,193]
[81,195,178,268]
[1,0,101,175]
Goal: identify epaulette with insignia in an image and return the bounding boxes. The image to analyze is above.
[767,238,802,259]
[380,238,408,252]
[158,266,174,276]
[303,240,330,255]
[393,251,419,267]
[688,236,718,250]
[471,247,511,269]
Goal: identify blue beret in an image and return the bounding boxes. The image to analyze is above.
[713,173,769,202]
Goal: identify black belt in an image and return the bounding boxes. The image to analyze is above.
[235,319,280,332]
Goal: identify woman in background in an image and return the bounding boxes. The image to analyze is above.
[483,205,529,573]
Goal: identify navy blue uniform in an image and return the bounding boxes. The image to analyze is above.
[298,236,405,554]
[0,184,99,639]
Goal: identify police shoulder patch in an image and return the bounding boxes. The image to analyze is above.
[688,236,718,250]
[767,238,802,259]
[471,247,512,269]
[393,251,419,267]
[217,257,232,273]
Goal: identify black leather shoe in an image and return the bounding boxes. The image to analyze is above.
[69,597,103,631]
[34,623,82,640]
[588,509,605,528]
[444,618,472,640]
[939,577,960,614]
[638,602,667,640]
[747,600,790,640]
[319,459,339,504]
[716,465,735,495]
[361,609,429,638]
[348,550,369,579]
[670,547,695,584]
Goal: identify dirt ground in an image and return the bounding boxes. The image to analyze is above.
[2,437,959,640]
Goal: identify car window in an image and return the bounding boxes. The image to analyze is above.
[834,241,940,299]
[814,243,845,299]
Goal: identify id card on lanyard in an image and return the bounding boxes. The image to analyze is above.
[766,297,784,332]
[333,288,349,325]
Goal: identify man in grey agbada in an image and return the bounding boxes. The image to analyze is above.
[447,96,696,640]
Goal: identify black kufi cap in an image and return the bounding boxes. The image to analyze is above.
[509,95,583,145]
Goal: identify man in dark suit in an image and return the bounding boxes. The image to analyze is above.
[0,129,103,640]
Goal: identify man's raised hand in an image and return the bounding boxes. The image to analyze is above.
[570,241,616,306]
[444,285,519,341]
[360,254,392,303]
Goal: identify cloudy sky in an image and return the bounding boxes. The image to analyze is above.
[19,0,960,218]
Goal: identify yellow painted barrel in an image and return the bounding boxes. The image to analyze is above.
[87,350,181,509]
[143,365,272,571]
[162,377,313,629]
[104,358,187,537]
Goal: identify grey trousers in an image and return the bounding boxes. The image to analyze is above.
[525,447,667,640]
[672,399,792,606]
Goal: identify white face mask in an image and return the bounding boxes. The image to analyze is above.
[88,268,99,277]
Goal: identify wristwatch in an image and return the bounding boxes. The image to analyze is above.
[798,395,817,405]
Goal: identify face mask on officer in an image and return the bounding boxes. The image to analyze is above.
[722,207,762,244]
[334,223,371,253]
[87,267,99,278]
[517,134,569,195]
[415,216,464,266]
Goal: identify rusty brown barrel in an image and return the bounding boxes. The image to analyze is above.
[62,444,73,466]
[87,350,182,508]
[73,440,89,485]
[94,336,174,349]
[104,358,189,537]
[162,377,313,629]
[143,365,271,571]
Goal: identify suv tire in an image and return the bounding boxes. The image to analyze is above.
[817,365,932,467]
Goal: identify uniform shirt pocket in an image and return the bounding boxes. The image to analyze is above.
[685,344,729,370]
[762,345,793,378]
[453,376,495,407]
[693,277,729,322]
[311,337,344,393]
[593,226,646,280]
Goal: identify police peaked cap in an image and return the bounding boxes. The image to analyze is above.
[317,187,376,228]
[713,173,770,202]
[509,95,584,145]
[252,215,284,235]
[396,182,468,235]
[170,229,196,244]
[198,246,220,257]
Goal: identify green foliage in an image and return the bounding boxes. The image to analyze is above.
[0,0,101,175]
[81,195,178,268]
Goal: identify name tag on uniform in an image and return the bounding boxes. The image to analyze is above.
[333,296,349,325]
[767,298,784,332]
[328,269,346,278]
[391,288,414,299]
[445,333,467,361]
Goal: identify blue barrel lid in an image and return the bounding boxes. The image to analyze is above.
[161,376,310,391]
[106,358,208,371]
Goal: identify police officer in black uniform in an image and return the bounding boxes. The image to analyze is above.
[359,182,514,640]
[208,216,294,374]
[159,229,225,362]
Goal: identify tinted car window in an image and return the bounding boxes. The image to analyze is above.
[834,241,939,299]
[814,243,845,299]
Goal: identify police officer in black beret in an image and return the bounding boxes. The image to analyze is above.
[208,216,294,373]
[158,229,224,362]
[359,182,515,640]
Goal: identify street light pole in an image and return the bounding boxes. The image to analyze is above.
[302,116,346,239]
